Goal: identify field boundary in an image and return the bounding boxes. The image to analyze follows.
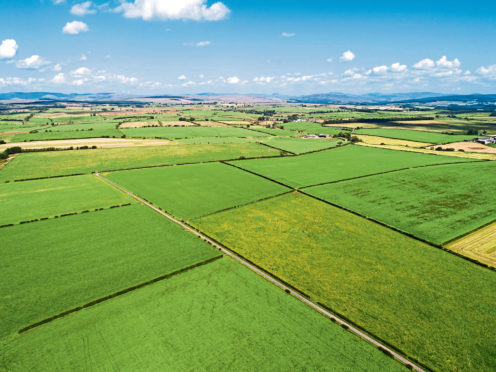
[355,129,474,144]
[300,159,487,190]
[256,142,296,155]
[442,217,496,246]
[18,255,223,334]
[96,172,426,372]
[0,202,134,229]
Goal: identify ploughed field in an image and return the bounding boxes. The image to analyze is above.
[1,105,495,372]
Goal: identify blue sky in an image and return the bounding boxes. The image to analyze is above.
[1,0,496,95]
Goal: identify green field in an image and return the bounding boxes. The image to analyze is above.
[261,136,342,154]
[0,259,401,371]
[122,126,267,139]
[306,161,496,244]
[230,145,475,188]
[176,136,257,144]
[0,143,280,181]
[0,175,133,226]
[106,162,289,219]
[0,204,220,337]
[10,129,123,142]
[282,121,344,135]
[356,128,475,144]
[193,193,496,371]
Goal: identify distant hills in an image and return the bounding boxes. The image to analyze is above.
[1,91,496,106]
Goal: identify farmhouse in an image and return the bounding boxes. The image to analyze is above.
[475,137,496,145]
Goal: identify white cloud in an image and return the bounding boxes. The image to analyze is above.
[63,21,89,35]
[282,32,295,37]
[80,54,87,61]
[71,2,96,16]
[52,73,66,84]
[196,40,211,47]
[0,39,18,59]
[226,76,240,84]
[71,67,92,76]
[117,0,230,21]
[53,0,66,4]
[114,74,138,84]
[253,76,274,83]
[16,55,50,69]
[53,63,62,71]
[390,62,407,72]
[436,56,461,68]
[340,50,355,62]
[177,74,187,80]
[413,58,435,69]
[476,65,496,79]
[372,65,388,74]
[326,58,333,63]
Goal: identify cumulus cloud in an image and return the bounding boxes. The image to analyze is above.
[71,2,96,16]
[71,67,92,76]
[177,74,187,80]
[326,58,333,63]
[117,0,230,21]
[340,50,355,62]
[282,32,295,37]
[80,54,87,61]
[52,73,66,84]
[63,21,89,34]
[413,58,435,69]
[53,63,62,71]
[390,62,407,72]
[436,56,461,68]
[196,40,211,47]
[16,55,50,69]
[477,65,496,79]
[0,39,18,59]
[226,76,240,84]
[253,76,274,84]
[372,65,388,74]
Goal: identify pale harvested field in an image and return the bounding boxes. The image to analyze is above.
[0,130,29,135]
[120,121,161,128]
[427,142,496,154]
[447,222,496,267]
[0,138,171,150]
[325,123,378,129]
[357,143,496,160]
[356,134,430,147]
[220,120,253,125]
[194,121,230,127]
[160,121,197,127]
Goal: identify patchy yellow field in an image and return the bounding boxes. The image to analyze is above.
[0,137,171,150]
[325,122,378,129]
[220,120,253,125]
[427,141,496,154]
[356,134,430,147]
[194,121,230,127]
[447,222,496,267]
[160,121,197,127]
[357,143,496,160]
[119,121,161,128]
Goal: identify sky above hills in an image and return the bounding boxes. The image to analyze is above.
[1,0,496,95]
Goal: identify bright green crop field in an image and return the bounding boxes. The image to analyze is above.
[105,162,289,219]
[282,121,344,135]
[10,129,123,143]
[0,204,220,337]
[0,143,280,181]
[0,258,401,371]
[122,126,267,139]
[0,175,133,226]
[193,193,496,371]
[261,136,342,154]
[306,161,496,245]
[230,145,475,188]
[176,136,257,144]
[356,128,475,144]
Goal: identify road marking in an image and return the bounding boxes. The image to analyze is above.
[96,172,426,372]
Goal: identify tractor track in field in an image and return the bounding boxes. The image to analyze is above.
[96,172,427,372]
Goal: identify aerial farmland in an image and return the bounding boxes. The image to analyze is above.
[0,100,494,372]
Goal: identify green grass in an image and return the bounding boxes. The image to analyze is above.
[356,128,475,144]
[282,121,344,135]
[229,145,475,188]
[261,136,342,154]
[122,126,267,139]
[249,126,298,136]
[0,143,280,181]
[0,258,401,371]
[306,161,496,245]
[193,193,496,371]
[0,204,220,337]
[10,129,123,142]
[177,136,257,144]
[0,175,133,226]
[105,162,289,219]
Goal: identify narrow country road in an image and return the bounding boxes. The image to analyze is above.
[95,172,425,372]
